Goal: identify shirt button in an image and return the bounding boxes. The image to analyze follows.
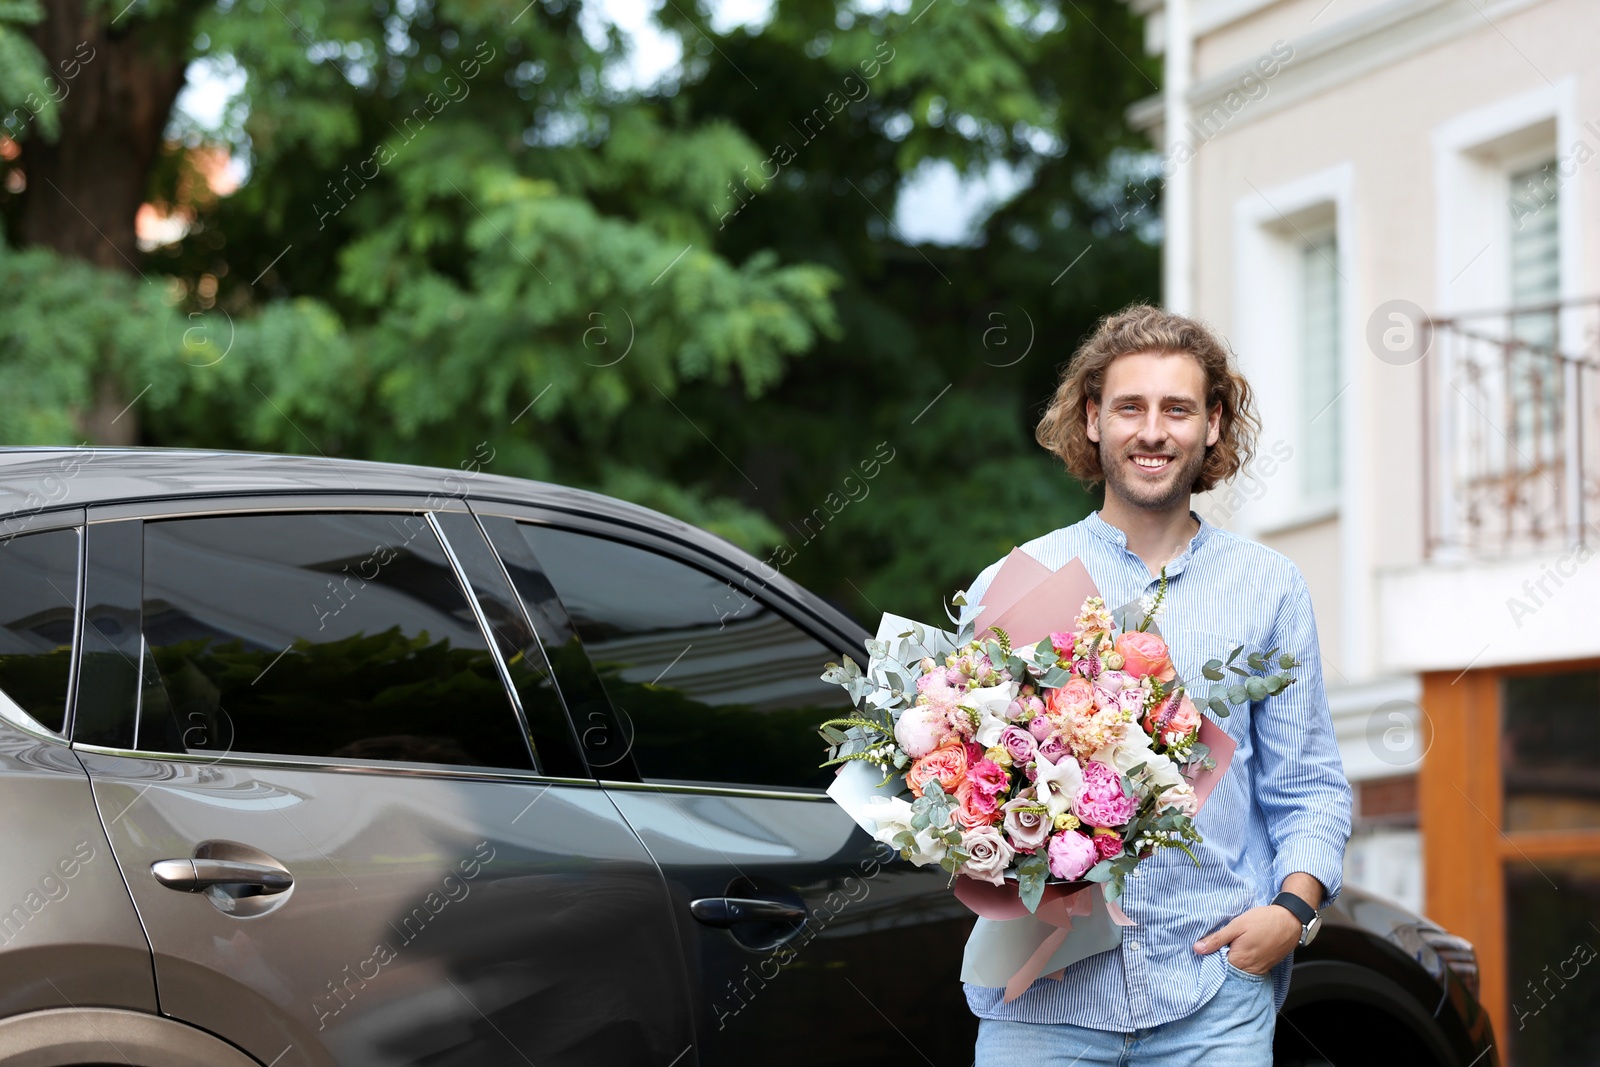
[1128,940,1140,952]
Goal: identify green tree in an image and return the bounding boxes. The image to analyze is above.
[0,0,1158,622]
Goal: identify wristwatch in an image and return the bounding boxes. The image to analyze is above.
[1271,891,1322,947]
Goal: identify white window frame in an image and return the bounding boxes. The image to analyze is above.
[1430,80,1584,558]
[1231,162,1357,536]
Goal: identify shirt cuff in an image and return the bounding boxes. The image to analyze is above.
[1273,837,1346,907]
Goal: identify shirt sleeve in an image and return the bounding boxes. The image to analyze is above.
[1251,566,1353,906]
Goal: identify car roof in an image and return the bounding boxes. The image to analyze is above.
[0,447,867,642]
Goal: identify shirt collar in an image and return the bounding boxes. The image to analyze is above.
[1083,508,1215,570]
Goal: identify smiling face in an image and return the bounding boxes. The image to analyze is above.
[1086,349,1222,512]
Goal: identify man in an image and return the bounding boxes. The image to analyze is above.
[961,304,1352,1065]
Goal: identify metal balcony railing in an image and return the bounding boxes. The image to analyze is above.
[1423,297,1600,559]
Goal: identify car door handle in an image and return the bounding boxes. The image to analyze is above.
[151,858,294,894]
[689,897,807,927]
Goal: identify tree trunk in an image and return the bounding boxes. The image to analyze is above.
[20,0,196,443]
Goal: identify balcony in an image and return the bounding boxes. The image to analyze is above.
[1423,297,1600,560]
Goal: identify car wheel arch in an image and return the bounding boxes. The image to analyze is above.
[1283,959,1464,1066]
[0,1008,265,1067]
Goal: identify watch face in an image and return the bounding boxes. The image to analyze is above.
[1302,913,1323,946]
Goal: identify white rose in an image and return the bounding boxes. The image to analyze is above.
[1157,783,1199,818]
[909,825,950,866]
[864,796,916,847]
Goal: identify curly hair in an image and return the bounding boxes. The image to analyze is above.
[1035,304,1260,494]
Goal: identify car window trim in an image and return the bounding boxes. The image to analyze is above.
[87,493,473,522]
[472,502,859,798]
[0,512,86,744]
[597,778,836,802]
[424,510,543,774]
[467,501,865,655]
[85,497,560,781]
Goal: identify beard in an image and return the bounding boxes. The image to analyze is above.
[1100,441,1208,512]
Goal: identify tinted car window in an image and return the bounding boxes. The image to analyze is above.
[513,524,848,790]
[137,512,533,770]
[0,527,80,734]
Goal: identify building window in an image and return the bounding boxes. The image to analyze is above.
[1507,157,1563,470]
[1299,229,1342,501]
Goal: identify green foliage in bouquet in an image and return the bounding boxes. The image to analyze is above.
[1198,645,1301,719]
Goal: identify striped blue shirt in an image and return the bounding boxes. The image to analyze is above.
[958,508,1352,1030]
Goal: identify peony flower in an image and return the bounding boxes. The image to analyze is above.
[1047,830,1099,881]
[1073,760,1138,828]
[1002,795,1051,852]
[1000,725,1037,766]
[1028,715,1053,742]
[1157,782,1200,818]
[894,704,952,759]
[1092,827,1123,860]
[1049,631,1077,657]
[1114,631,1176,683]
[906,743,969,798]
[960,825,1015,885]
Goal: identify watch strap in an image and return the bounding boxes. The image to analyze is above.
[1271,890,1317,928]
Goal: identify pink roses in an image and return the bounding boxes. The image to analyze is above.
[1114,630,1176,682]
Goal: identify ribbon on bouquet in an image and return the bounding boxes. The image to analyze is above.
[954,877,1137,1003]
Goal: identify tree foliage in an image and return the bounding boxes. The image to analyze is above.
[0,0,1158,623]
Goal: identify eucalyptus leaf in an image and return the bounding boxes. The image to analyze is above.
[1227,684,1247,704]
[1265,675,1283,694]
[1279,653,1297,670]
[1244,677,1267,701]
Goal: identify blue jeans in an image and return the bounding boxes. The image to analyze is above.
[973,959,1275,1066]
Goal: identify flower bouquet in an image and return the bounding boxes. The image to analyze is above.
[819,550,1299,999]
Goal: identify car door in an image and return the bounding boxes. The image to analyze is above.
[475,506,980,1067]
[71,499,695,1067]
[0,518,160,1018]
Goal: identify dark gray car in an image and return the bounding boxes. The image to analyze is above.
[0,447,1493,1066]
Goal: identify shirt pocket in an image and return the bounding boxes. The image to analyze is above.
[1161,628,1247,738]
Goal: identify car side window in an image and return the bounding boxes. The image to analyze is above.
[136,512,533,771]
[511,523,848,791]
[0,527,80,735]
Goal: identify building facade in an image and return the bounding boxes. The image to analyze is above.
[1125,1,1600,1060]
